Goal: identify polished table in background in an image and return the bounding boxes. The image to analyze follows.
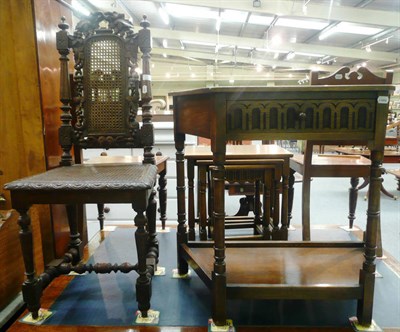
[335,146,400,163]
[184,144,293,240]
[170,85,394,328]
[335,146,400,199]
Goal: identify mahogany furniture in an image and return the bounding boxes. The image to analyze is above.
[335,146,400,164]
[289,67,393,241]
[171,77,394,328]
[4,13,158,320]
[289,141,371,238]
[184,144,292,240]
[334,147,400,200]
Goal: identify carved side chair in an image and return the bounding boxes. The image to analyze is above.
[4,12,158,321]
[289,67,393,254]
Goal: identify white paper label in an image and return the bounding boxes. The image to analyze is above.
[377,96,389,104]
[143,74,152,81]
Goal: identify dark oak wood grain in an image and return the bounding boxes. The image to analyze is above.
[170,73,394,327]
[4,11,159,322]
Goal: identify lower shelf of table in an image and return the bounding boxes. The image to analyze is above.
[181,241,365,300]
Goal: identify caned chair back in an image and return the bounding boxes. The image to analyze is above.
[57,12,154,165]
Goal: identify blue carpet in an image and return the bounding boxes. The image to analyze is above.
[44,228,399,328]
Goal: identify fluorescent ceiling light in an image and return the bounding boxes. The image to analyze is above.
[257,48,286,54]
[236,46,253,50]
[72,0,90,16]
[216,16,221,32]
[286,52,296,60]
[182,40,216,47]
[271,35,282,46]
[221,10,248,23]
[335,22,383,35]
[319,21,383,40]
[319,27,336,40]
[182,56,203,62]
[276,18,328,30]
[296,52,325,57]
[165,4,218,20]
[158,7,169,25]
[248,14,274,26]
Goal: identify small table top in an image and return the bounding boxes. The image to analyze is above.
[84,155,169,165]
[335,146,400,163]
[184,144,293,160]
[387,169,400,178]
[335,147,399,156]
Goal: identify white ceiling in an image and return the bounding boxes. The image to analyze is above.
[74,0,400,85]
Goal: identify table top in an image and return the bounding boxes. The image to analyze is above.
[171,85,394,146]
[387,169,400,177]
[169,85,395,96]
[335,147,400,157]
[184,144,293,159]
[291,153,371,167]
[84,155,169,165]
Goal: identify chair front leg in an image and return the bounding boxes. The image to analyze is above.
[288,169,295,228]
[146,188,159,265]
[66,204,84,264]
[157,169,167,230]
[17,207,42,319]
[132,199,151,317]
[97,203,105,230]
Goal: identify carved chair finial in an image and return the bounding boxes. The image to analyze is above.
[140,15,150,29]
[58,16,69,30]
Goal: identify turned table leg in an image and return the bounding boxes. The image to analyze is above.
[348,177,360,229]
[175,136,189,275]
[157,168,167,230]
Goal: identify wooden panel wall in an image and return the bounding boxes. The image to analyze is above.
[32,0,86,259]
[0,0,46,197]
[0,0,48,308]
